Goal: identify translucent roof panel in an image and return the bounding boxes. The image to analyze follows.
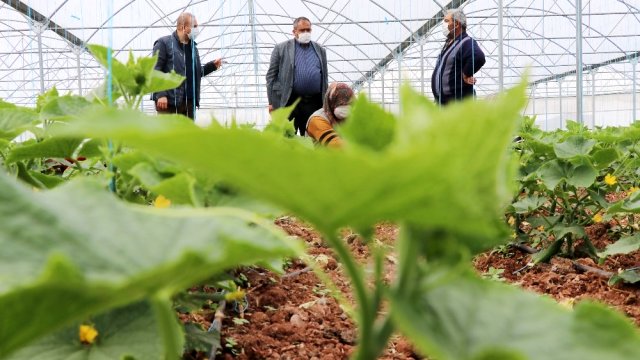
[1,0,639,128]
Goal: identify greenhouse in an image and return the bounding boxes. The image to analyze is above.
[1,0,639,128]
[1,1,640,359]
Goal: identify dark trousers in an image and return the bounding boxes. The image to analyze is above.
[156,98,196,120]
[286,92,323,136]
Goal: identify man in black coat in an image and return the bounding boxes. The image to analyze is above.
[431,8,485,106]
[152,12,222,120]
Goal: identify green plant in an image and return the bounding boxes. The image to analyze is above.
[54,72,640,360]
[482,267,505,282]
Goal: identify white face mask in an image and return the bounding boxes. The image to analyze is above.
[442,22,451,37]
[188,27,200,40]
[334,106,350,120]
[297,32,312,44]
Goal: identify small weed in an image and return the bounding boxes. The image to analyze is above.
[482,267,505,282]
[232,317,249,325]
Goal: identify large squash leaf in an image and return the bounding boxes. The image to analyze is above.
[0,172,301,356]
[6,302,162,360]
[56,82,525,248]
[391,269,640,360]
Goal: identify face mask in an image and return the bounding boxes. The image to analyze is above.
[442,22,451,37]
[297,32,312,44]
[188,27,200,40]
[334,106,350,120]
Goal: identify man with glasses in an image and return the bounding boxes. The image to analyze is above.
[266,17,329,136]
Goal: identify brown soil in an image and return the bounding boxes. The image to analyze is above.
[184,218,639,359]
[474,222,640,326]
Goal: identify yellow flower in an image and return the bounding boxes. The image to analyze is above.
[507,216,516,226]
[592,213,603,223]
[510,232,517,239]
[224,288,246,302]
[154,195,171,208]
[604,173,617,186]
[79,324,98,344]
[628,187,639,196]
[536,225,545,232]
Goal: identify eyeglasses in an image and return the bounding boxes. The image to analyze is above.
[297,28,312,33]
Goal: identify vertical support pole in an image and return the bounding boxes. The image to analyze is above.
[633,57,637,123]
[397,53,402,82]
[576,0,584,124]
[391,71,395,111]
[76,49,83,96]
[36,25,45,93]
[420,38,425,95]
[591,70,596,128]
[248,0,260,105]
[559,79,563,129]
[532,85,536,116]
[368,79,372,97]
[545,82,549,131]
[381,69,386,109]
[498,0,504,92]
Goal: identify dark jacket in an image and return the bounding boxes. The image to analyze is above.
[265,39,328,109]
[431,32,485,105]
[152,31,217,107]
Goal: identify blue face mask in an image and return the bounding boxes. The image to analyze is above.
[188,27,200,40]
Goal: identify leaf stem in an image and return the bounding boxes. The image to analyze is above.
[151,294,184,360]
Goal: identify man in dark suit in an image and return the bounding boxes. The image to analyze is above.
[266,17,329,136]
[431,8,485,106]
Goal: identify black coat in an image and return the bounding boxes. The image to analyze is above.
[152,31,217,107]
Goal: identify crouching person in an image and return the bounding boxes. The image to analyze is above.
[305,82,354,148]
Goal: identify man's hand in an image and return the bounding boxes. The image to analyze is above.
[214,58,223,69]
[156,97,168,111]
[462,73,477,85]
[268,104,273,113]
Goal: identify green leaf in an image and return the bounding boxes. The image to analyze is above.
[184,323,220,354]
[128,162,164,187]
[87,44,138,96]
[29,171,66,189]
[391,270,640,360]
[609,269,640,285]
[0,107,39,139]
[598,234,640,258]
[551,224,586,240]
[0,172,301,356]
[56,82,527,247]
[555,136,596,159]
[592,148,620,169]
[339,92,396,152]
[36,87,59,112]
[40,95,93,119]
[263,102,297,138]
[608,191,640,214]
[144,70,185,95]
[511,195,546,214]
[5,302,163,360]
[538,159,597,189]
[151,173,198,206]
[7,138,88,163]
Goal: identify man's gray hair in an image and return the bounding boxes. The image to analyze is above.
[446,8,467,30]
[177,12,194,27]
[293,16,311,29]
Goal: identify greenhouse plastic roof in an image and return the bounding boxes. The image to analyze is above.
[1,0,639,123]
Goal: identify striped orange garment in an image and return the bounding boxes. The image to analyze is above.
[306,115,343,148]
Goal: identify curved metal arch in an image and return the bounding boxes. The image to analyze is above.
[112,0,213,57]
[84,0,137,43]
[301,0,393,57]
